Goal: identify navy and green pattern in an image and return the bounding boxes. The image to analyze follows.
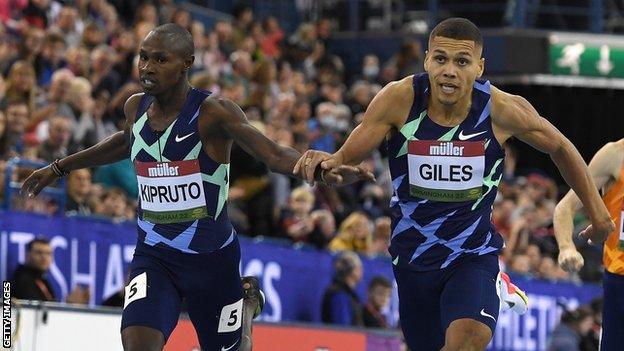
[130,88,235,254]
[388,73,505,271]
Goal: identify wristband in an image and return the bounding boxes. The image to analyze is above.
[51,159,70,177]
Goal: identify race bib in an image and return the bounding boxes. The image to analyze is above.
[135,160,209,223]
[407,140,485,202]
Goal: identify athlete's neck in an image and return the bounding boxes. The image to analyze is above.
[427,93,472,126]
[153,80,191,115]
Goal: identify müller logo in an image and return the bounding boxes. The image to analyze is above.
[429,142,465,156]
[147,163,180,177]
[2,281,10,348]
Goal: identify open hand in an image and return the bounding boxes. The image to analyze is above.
[20,166,57,198]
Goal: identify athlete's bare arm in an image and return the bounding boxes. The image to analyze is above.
[20,94,141,197]
[553,140,624,271]
[205,97,373,185]
[490,86,615,243]
[294,76,412,183]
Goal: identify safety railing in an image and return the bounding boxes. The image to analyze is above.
[3,157,66,216]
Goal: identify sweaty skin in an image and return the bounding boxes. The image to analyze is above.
[295,35,615,350]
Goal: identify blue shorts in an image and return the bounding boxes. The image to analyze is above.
[602,271,624,351]
[121,237,243,350]
[393,253,500,351]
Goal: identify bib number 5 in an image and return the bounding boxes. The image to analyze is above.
[218,299,243,333]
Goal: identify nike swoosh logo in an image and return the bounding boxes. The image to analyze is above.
[221,339,239,351]
[480,308,496,322]
[175,132,194,142]
[458,130,487,140]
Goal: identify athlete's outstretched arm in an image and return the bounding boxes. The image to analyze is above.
[21,94,140,197]
[208,97,373,185]
[553,141,623,271]
[293,77,411,183]
[491,86,615,243]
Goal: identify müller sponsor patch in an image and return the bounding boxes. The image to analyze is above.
[135,160,209,223]
[407,140,485,202]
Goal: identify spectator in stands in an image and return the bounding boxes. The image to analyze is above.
[279,186,315,243]
[360,54,381,83]
[1,100,29,158]
[309,209,336,249]
[548,306,594,351]
[38,31,66,86]
[308,101,338,153]
[509,252,531,275]
[65,167,95,216]
[2,60,37,111]
[371,216,391,258]
[36,114,71,162]
[382,39,423,81]
[31,68,74,141]
[329,212,373,255]
[363,276,392,329]
[321,250,364,326]
[65,46,90,78]
[11,237,89,303]
[89,44,120,97]
[526,243,542,273]
[49,6,82,49]
[95,187,128,222]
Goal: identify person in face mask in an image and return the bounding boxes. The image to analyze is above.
[307,101,338,153]
[361,54,380,83]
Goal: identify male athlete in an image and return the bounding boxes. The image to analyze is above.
[553,139,624,351]
[295,18,614,350]
[21,24,372,351]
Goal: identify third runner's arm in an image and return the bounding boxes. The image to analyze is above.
[294,77,411,183]
[553,141,623,271]
[21,94,140,197]
[491,86,615,243]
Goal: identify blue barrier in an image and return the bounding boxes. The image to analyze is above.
[0,211,602,350]
[3,158,66,216]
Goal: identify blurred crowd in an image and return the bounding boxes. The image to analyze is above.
[0,2,605,344]
[0,0,602,278]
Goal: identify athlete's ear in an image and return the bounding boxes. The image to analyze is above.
[423,50,430,72]
[184,55,195,72]
[476,57,485,78]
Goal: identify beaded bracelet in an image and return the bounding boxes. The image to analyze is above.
[51,159,70,177]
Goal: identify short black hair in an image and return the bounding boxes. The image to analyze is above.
[151,23,194,58]
[368,276,392,291]
[27,237,50,252]
[429,17,483,47]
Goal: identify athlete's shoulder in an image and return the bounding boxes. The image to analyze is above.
[123,93,146,120]
[384,75,414,97]
[489,85,535,121]
[599,140,624,174]
[199,95,240,118]
[372,76,414,111]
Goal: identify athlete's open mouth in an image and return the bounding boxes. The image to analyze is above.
[140,77,157,88]
[439,83,458,94]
